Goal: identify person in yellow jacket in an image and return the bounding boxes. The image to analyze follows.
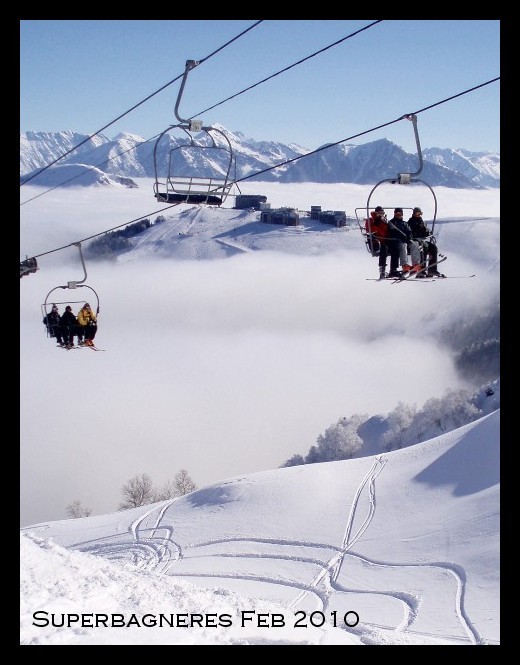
[77,302,98,346]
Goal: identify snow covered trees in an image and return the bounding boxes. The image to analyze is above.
[281,414,367,466]
[153,469,197,500]
[281,387,487,467]
[381,402,417,452]
[66,500,92,518]
[381,389,481,451]
[314,415,366,461]
[119,473,155,510]
[118,470,198,509]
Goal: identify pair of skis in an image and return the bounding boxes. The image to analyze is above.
[367,256,474,282]
[57,343,105,351]
[367,256,446,282]
[390,256,448,283]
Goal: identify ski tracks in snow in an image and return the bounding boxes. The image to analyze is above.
[287,455,481,644]
[49,453,482,644]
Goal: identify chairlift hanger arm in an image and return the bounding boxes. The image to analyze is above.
[21,241,90,283]
[364,114,436,233]
[397,114,424,182]
[67,242,88,287]
[174,60,204,131]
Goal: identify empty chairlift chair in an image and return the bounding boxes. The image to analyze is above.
[153,60,237,207]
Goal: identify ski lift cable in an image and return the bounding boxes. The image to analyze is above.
[21,21,383,204]
[410,77,500,116]
[20,77,499,265]
[232,76,500,186]
[23,201,186,262]
[21,72,500,210]
[20,20,265,187]
[20,22,499,201]
[20,133,161,207]
[191,20,383,119]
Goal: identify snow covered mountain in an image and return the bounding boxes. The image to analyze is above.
[20,126,307,187]
[278,139,487,188]
[423,147,500,188]
[21,163,139,189]
[20,127,499,189]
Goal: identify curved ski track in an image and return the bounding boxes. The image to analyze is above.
[31,455,485,645]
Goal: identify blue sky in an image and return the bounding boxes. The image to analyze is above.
[20,19,500,154]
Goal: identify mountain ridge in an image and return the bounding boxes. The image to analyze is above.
[20,127,500,189]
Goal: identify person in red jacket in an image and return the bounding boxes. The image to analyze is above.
[365,206,392,279]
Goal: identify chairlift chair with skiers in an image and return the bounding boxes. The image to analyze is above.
[356,114,438,257]
[41,242,100,341]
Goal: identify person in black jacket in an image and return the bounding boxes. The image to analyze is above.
[407,207,444,277]
[60,305,83,349]
[386,208,421,277]
[43,304,65,346]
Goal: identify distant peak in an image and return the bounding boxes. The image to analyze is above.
[112,132,146,143]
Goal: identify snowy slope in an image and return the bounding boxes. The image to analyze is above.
[21,410,499,645]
